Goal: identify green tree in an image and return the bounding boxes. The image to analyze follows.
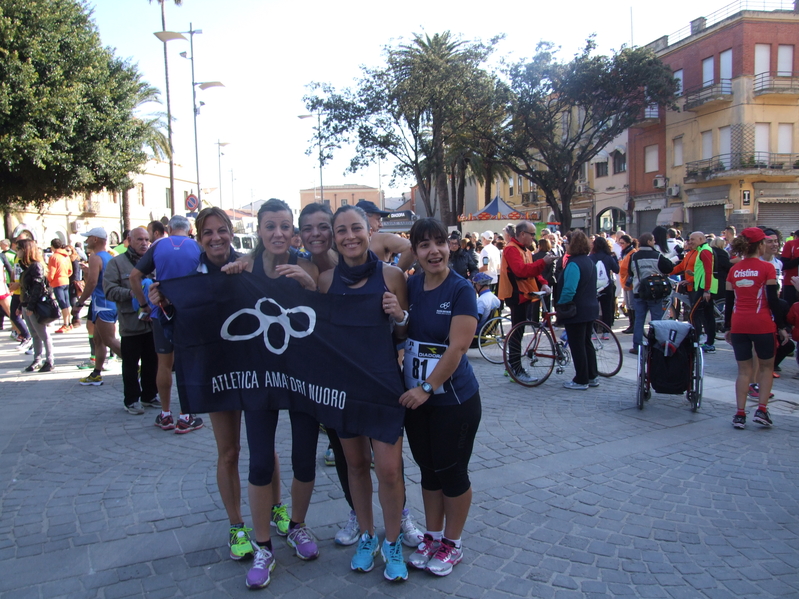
[306,32,502,226]
[497,40,679,231]
[0,0,157,233]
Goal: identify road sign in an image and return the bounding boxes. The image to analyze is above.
[185,194,199,211]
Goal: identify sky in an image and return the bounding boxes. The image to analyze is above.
[86,0,727,211]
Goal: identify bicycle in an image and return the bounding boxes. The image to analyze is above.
[502,293,623,387]
[474,311,513,364]
[661,280,726,340]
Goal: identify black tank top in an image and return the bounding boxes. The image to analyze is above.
[252,251,302,290]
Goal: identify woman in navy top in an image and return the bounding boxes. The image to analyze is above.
[402,218,481,577]
[318,205,411,582]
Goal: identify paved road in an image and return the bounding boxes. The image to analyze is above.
[1,320,797,598]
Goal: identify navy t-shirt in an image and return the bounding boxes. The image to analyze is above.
[406,270,479,406]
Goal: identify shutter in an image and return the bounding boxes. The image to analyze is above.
[637,210,659,236]
[757,203,799,233]
[689,205,726,235]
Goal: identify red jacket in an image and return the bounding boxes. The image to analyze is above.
[498,237,548,304]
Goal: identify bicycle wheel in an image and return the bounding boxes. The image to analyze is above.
[713,299,726,340]
[478,316,512,364]
[636,344,649,410]
[689,342,704,412]
[502,320,556,387]
[591,320,623,377]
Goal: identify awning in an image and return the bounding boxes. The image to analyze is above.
[656,205,684,225]
[614,144,627,155]
[757,197,799,203]
[635,205,661,212]
[686,199,726,208]
[590,150,610,163]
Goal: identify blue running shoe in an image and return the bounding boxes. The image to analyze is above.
[381,535,408,582]
[351,532,379,572]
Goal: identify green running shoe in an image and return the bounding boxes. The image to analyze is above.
[271,503,290,536]
[228,525,254,560]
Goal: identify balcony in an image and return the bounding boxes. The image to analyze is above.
[636,104,660,126]
[754,72,799,97]
[684,152,799,183]
[82,200,100,214]
[683,79,733,111]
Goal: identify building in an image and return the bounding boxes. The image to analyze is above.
[4,160,197,246]
[629,0,799,236]
[298,184,382,212]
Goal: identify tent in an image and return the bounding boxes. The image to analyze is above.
[458,195,542,223]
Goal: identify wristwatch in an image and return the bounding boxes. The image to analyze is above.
[420,381,433,395]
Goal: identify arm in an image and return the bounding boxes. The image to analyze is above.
[382,265,409,340]
[505,245,552,279]
[102,259,133,304]
[47,255,57,282]
[129,268,147,310]
[608,254,620,274]
[77,255,101,303]
[557,262,580,304]
[657,254,675,275]
[399,314,477,410]
[696,249,714,296]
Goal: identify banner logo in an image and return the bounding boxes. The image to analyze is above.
[221,298,316,355]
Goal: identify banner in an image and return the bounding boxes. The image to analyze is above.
[159,272,406,444]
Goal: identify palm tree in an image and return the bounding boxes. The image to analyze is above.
[149,0,182,215]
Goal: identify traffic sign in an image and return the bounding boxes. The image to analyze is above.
[185,194,199,211]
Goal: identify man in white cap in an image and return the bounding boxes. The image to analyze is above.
[72,227,121,386]
[479,230,501,288]
[356,200,414,271]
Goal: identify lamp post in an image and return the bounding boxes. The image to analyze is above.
[298,112,324,203]
[216,140,230,210]
[157,24,224,206]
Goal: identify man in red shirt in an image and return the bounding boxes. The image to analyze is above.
[780,229,799,306]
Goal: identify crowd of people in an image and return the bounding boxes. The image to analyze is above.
[5,206,796,590]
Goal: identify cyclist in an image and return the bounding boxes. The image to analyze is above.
[472,272,500,329]
[629,233,674,355]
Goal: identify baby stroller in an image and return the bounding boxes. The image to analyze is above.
[636,320,703,412]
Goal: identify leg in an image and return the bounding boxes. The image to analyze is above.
[371,436,405,543]
[584,321,598,380]
[243,410,279,544]
[93,318,121,371]
[22,312,43,362]
[210,411,243,524]
[755,356,775,407]
[156,352,174,413]
[340,436,375,536]
[632,296,647,349]
[120,335,142,407]
[287,410,319,524]
[327,428,353,509]
[139,332,159,402]
[565,322,589,385]
[506,297,527,372]
[10,295,29,339]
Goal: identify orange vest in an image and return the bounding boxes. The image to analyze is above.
[498,243,539,302]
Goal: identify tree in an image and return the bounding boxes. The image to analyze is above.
[306,32,503,226]
[497,40,679,232]
[0,0,157,232]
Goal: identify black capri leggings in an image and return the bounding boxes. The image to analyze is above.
[404,392,481,498]
[244,409,319,486]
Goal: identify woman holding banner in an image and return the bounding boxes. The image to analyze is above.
[318,205,411,582]
[401,218,481,577]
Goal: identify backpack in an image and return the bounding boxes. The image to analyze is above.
[634,255,671,300]
[595,260,609,294]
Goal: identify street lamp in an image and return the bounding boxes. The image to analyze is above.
[298,113,324,203]
[158,23,224,206]
[216,140,230,211]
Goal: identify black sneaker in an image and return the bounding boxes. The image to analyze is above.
[38,362,54,373]
[23,361,43,372]
[753,408,772,427]
[732,413,746,429]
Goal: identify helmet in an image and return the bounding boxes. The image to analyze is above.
[471,272,493,286]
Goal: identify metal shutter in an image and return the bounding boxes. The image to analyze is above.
[689,205,726,235]
[757,203,799,236]
[636,210,659,236]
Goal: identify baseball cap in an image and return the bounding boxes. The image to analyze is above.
[355,200,390,217]
[81,227,108,239]
[480,230,493,241]
[741,227,765,243]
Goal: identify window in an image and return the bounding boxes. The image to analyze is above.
[137,183,145,206]
[165,188,172,211]
[778,123,793,154]
[595,161,608,178]
[612,152,626,174]
[702,56,714,87]
[341,199,348,205]
[358,198,365,202]
[673,137,684,167]
[755,123,770,156]
[323,199,331,207]
[701,130,713,159]
[518,175,523,191]
[755,44,770,76]
[508,176,514,196]
[720,49,732,80]
[778,45,794,77]
[644,145,659,173]
[673,69,684,95]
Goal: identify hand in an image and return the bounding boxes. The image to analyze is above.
[222,259,247,275]
[540,284,551,294]
[275,264,317,291]
[791,275,799,292]
[71,304,82,317]
[148,281,164,309]
[382,291,404,322]
[779,328,790,345]
[703,292,711,303]
[399,386,430,410]
[543,254,556,265]
[724,330,732,345]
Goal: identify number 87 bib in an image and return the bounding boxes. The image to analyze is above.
[403,338,447,394]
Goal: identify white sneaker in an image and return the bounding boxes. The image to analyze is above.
[124,401,145,415]
[335,510,360,546]
[400,508,424,547]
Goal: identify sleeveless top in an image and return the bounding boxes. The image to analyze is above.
[328,261,387,295]
[252,251,302,290]
[92,251,114,303]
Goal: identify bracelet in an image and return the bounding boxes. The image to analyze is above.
[392,310,409,327]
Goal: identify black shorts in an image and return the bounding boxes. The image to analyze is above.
[730,332,775,362]
[152,318,173,354]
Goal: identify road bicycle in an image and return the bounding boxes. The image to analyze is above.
[661,279,725,340]
[502,293,623,387]
[474,311,512,364]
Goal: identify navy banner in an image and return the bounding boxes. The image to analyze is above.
[159,272,405,444]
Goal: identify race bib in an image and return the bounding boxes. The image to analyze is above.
[403,338,447,394]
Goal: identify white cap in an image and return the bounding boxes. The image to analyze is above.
[481,230,493,241]
[81,227,107,239]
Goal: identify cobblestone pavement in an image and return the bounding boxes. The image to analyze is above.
[1,320,798,598]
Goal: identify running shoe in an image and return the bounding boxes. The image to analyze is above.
[588,377,600,388]
[23,361,43,373]
[400,509,424,547]
[747,383,774,400]
[79,373,103,386]
[77,360,95,370]
[38,362,54,373]
[245,543,275,590]
[563,380,589,390]
[175,415,203,434]
[140,397,162,409]
[324,446,335,466]
[54,325,71,334]
[512,369,538,385]
[701,344,716,353]
[287,524,319,560]
[772,371,781,378]
[271,504,290,536]
[408,534,440,570]
[335,510,360,546]
[351,532,379,572]
[155,412,175,430]
[17,338,32,351]
[228,525,254,560]
[426,539,463,576]
[124,402,145,415]
[753,408,773,427]
[732,413,746,429]
[381,536,408,582]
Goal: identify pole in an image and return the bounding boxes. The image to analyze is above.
[317,112,324,203]
[217,139,223,210]
[160,4,176,216]
[189,23,201,203]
